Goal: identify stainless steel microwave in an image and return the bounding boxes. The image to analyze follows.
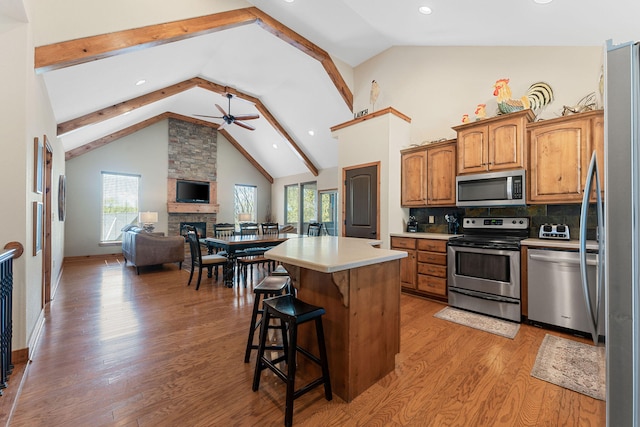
[456,169,526,207]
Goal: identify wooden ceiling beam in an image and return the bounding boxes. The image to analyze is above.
[57,79,201,136]
[34,7,352,111]
[34,9,257,73]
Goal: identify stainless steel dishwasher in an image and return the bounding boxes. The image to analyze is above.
[527,248,604,337]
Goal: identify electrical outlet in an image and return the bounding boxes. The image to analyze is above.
[428,216,435,224]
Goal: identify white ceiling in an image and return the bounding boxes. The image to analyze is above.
[41,0,640,178]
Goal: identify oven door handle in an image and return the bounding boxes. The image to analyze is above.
[449,287,519,304]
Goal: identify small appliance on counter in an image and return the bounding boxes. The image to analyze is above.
[538,223,570,240]
[406,216,418,232]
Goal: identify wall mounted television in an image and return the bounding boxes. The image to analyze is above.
[176,180,210,204]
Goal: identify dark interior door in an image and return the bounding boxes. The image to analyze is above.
[344,164,378,238]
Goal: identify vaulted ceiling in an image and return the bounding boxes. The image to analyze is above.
[35,1,640,182]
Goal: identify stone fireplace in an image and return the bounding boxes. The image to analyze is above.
[167,118,218,236]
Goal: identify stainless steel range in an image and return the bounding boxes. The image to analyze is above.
[447,217,529,322]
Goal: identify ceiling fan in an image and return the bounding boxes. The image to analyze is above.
[195,93,260,131]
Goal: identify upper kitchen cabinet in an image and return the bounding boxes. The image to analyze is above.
[528,110,604,204]
[400,147,427,206]
[453,109,535,175]
[401,139,456,207]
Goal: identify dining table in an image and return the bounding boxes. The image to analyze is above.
[203,233,300,286]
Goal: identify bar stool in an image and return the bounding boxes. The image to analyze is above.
[270,265,294,295]
[252,294,332,427]
[244,276,290,363]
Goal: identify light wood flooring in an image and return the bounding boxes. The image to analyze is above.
[6,256,605,426]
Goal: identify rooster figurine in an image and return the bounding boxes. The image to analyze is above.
[493,78,554,115]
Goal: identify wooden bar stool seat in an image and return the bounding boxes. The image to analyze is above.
[252,294,332,427]
[244,276,290,363]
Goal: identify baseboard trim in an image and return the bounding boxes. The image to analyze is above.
[26,309,45,361]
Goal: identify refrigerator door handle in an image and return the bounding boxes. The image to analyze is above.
[580,151,603,345]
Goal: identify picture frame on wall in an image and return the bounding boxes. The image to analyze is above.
[34,137,44,194]
[58,175,66,221]
[33,201,43,255]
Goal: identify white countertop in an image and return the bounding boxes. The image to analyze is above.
[390,232,456,240]
[265,236,407,273]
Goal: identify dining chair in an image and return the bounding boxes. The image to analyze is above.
[307,222,323,236]
[240,222,260,235]
[261,222,279,235]
[184,225,227,290]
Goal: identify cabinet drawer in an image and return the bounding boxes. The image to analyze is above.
[391,237,416,250]
[417,239,447,253]
[417,263,447,278]
[417,275,447,296]
[417,251,446,265]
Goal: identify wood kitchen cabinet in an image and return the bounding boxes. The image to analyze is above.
[391,236,448,302]
[390,237,417,289]
[453,109,535,175]
[528,110,604,204]
[400,148,428,206]
[401,139,456,207]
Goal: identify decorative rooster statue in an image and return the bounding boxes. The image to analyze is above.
[493,79,554,115]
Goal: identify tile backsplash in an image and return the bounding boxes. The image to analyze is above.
[409,204,600,240]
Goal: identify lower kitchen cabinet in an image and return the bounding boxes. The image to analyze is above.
[390,237,417,289]
[392,236,448,302]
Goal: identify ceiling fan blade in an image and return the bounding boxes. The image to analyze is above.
[194,114,223,119]
[233,114,259,121]
[216,121,228,131]
[215,104,227,116]
[234,120,255,131]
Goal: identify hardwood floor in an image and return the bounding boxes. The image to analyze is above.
[7,256,605,426]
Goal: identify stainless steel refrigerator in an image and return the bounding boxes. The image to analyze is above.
[603,39,640,426]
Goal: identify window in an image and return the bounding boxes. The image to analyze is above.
[235,184,257,227]
[301,181,318,233]
[319,189,338,236]
[285,184,299,230]
[101,172,140,242]
[284,181,318,234]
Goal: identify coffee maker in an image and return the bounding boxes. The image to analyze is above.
[406,216,418,232]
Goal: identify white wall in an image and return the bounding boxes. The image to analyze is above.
[217,132,273,223]
[1,0,65,353]
[333,113,411,248]
[65,121,272,257]
[352,46,604,148]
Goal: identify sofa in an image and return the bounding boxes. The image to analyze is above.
[121,226,185,274]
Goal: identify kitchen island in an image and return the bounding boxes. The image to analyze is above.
[265,236,407,402]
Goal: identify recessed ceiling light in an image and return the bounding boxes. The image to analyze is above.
[418,6,432,15]
[272,144,278,149]
[308,130,315,136]
[135,79,146,86]
[283,0,294,3]
[533,0,552,3]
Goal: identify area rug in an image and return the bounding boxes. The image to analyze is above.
[433,307,520,339]
[531,334,606,400]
